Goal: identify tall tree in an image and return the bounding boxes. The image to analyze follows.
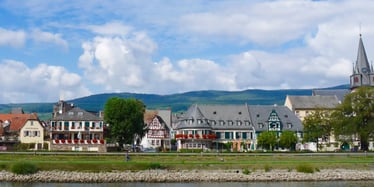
[104,97,147,149]
[257,131,277,151]
[279,130,298,150]
[302,109,331,151]
[330,86,374,151]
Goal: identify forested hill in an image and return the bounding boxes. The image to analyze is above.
[0,85,349,116]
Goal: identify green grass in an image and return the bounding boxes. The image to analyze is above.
[0,153,373,172]
[295,163,315,173]
[10,161,38,175]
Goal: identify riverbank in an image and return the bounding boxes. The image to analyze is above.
[1,169,374,183]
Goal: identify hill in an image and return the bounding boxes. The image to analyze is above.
[0,85,350,119]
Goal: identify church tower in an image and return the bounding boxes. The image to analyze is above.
[350,34,374,90]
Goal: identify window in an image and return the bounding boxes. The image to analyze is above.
[225,132,232,139]
[258,123,263,128]
[242,132,247,139]
[287,123,293,129]
[245,121,250,126]
[23,131,29,137]
[68,111,74,115]
[228,121,233,126]
[78,112,83,116]
[237,121,242,126]
[30,121,34,126]
[216,132,221,139]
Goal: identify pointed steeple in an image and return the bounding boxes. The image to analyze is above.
[350,34,374,90]
[356,34,371,74]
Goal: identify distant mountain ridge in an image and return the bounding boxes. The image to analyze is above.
[0,84,350,116]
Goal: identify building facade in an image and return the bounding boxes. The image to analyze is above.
[0,112,45,150]
[141,109,172,151]
[49,100,106,152]
[174,104,302,151]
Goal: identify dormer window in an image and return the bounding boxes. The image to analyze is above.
[287,123,293,129]
[258,123,263,128]
[78,112,83,116]
[228,121,233,126]
[237,121,242,126]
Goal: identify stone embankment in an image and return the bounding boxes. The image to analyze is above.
[1,169,374,183]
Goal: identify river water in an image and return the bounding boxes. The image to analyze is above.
[1,181,374,187]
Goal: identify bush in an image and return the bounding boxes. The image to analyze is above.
[147,162,164,170]
[296,164,314,173]
[242,168,251,175]
[11,162,38,175]
[264,165,272,172]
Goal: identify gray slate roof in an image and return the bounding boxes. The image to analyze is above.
[248,105,302,132]
[175,104,302,132]
[286,95,340,109]
[51,107,103,121]
[312,89,349,102]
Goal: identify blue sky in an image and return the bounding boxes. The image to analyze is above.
[0,0,374,103]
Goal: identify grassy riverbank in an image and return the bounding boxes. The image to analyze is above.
[1,153,374,172]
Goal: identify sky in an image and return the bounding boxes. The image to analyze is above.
[0,0,374,104]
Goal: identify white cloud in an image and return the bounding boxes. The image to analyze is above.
[78,32,156,92]
[0,28,26,48]
[0,60,90,103]
[30,29,68,49]
[179,1,334,46]
[86,21,133,36]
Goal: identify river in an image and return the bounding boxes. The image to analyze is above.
[1,181,374,187]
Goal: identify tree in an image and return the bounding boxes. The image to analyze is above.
[256,131,277,151]
[104,97,147,149]
[302,109,331,151]
[279,130,298,150]
[330,86,374,151]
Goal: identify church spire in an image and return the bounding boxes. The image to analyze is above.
[350,34,374,90]
[356,34,371,74]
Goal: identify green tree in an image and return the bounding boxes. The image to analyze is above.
[279,130,298,150]
[104,97,147,149]
[302,109,331,151]
[330,86,374,151]
[257,131,277,151]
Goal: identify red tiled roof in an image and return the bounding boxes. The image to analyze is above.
[0,113,38,131]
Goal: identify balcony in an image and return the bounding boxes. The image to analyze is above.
[53,139,105,144]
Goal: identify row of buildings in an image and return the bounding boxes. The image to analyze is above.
[0,35,372,152]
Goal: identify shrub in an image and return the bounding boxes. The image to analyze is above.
[11,162,38,175]
[242,168,251,175]
[296,164,314,173]
[264,165,272,172]
[147,162,164,170]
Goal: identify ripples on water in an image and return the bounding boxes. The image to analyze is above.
[2,181,374,187]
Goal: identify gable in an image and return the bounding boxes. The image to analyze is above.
[0,113,39,131]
